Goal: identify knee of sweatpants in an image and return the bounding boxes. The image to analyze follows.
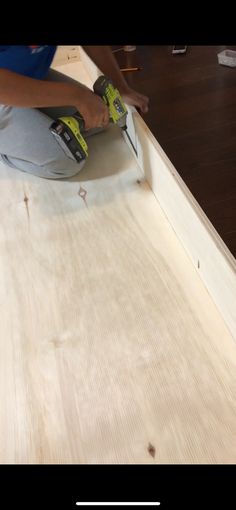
[42,157,86,179]
[2,153,86,180]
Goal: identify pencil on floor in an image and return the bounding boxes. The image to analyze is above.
[120,67,142,72]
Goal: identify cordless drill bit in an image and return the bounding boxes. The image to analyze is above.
[123,127,138,157]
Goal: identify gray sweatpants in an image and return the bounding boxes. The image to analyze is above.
[0,69,101,179]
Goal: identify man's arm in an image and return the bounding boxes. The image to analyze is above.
[82,46,149,113]
[0,68,84,107]
[0,68,109,129]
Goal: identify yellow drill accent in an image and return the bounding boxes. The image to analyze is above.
[102,83,127,124]
[59,116,88,157]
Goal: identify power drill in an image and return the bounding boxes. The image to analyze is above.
[50,76,135,162]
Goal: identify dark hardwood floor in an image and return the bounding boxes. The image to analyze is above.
[114,46,236,258]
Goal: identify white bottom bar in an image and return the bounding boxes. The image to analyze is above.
[75,504,161,507]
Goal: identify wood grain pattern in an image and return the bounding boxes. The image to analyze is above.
[133,112,236,341]
[0,122,236,463]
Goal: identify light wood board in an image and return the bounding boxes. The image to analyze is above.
[51,60,93,89]
[51,46,81,67]
[0,54,236,464]
[1,124,236,463]
[53,52,236,342]
[132,112,236,341]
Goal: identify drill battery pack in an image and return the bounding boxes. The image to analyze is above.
[50,116,88,163]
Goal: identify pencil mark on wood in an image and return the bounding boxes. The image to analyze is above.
[78,186,88,208]
[148,442,156,458]
[24,193,30,221]
[198,260,200,269]
[137,179,141,184]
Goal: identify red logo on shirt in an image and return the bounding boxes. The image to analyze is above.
[28,45,48,54]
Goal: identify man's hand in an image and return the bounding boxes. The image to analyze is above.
[121,87,149,114]
[76,88,110,130]
[82,47,149,114]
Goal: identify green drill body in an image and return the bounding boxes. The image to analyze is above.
[50,75,135,162]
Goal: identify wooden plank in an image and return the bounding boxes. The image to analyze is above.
[74,47,236,340]
[51,46,81,67]
[79,46,102,83]
[51,60,92,88]
[132,113,236,341]
[1,123,236,463]
[0,50,236,464]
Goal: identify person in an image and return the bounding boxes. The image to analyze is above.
[0,45,149,179]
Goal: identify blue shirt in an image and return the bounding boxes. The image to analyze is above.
[0,45,57,79]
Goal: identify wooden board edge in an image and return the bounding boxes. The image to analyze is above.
[132,112,236,341]
[79,46,102,82]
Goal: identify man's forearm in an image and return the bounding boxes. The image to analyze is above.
[82,46,130,93]
[0,68,83,108]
